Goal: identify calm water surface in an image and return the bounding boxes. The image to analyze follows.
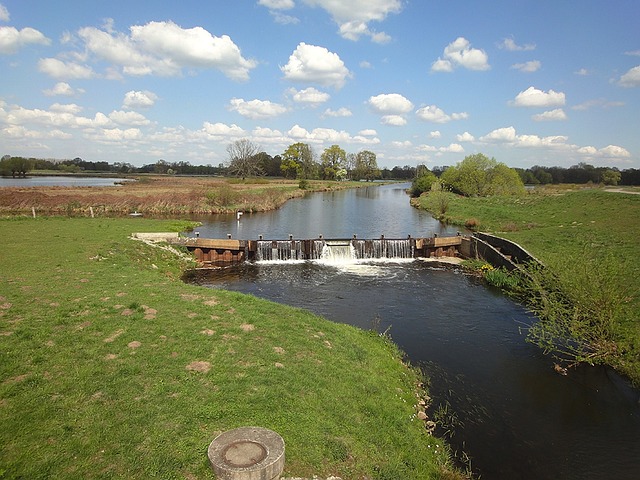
[188,183,640,479]
[0,176,131,187]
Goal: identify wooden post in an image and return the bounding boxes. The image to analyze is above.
[32,207,36,218]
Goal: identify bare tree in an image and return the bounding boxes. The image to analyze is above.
[226,138,262,179]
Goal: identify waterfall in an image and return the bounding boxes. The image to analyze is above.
[321,241,356,264]
[256,238,414,263]
[352,239,413,260]
[256,240,304,261]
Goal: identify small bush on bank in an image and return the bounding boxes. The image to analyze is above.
[464,218,481,230]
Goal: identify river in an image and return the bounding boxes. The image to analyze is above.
[187,183,640,479]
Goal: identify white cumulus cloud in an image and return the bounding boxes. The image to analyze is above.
[532,109,567,121]
[498,38,535,51]
[290,87,330,105]
[381,115,406,126]
[0,4,9,22]
[108,110,150,126]
[228,98,288,120]
[258,0,294,9]
[511,86,565,107]
[38,58,95,80]
[123,90,158,109]
[368,93,413,114]
[511,60,541,73]
[74,21,256,81]
[322,107,352,118]
[202,122,246,137]
[281,42,351,88]
[599,145,631,158]
[416,105,468,123]
[0,26,50,54]
[456,132,475,142]
[43,82,84,97]
[303,0,402,42]
[359,129,377,136]
[431,37,490,72]
[618,65,640,87]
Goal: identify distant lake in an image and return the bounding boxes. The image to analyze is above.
[0,176,133,187]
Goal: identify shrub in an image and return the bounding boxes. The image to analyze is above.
[409,172,438,197]
[206,185,238,208]
[484,267,520,290]
[298,178,309,190]
[464,218,481,230]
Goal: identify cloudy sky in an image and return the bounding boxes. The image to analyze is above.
[1,0,639,169]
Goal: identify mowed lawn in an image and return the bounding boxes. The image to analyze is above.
[0,217,460,479]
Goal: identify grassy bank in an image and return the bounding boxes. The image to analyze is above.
[0,217,461,479]
[0,176,370,216]
[416,187,640,384]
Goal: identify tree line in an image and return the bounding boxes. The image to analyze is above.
[3,149,640,185]
[226,139,380,181]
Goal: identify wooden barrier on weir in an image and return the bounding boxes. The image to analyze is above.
[135,232,532,270]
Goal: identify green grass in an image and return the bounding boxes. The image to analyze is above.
[417,188,640,383]
[0,217,460,479]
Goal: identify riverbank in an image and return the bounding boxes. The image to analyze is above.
[0,175,375,216]
[0,216,463,479]
[415,186,640,385]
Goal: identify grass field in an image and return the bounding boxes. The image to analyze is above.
[417,186,640,384]
[0,216,461,479]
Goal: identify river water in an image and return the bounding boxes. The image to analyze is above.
[187,183,640,479]
[0,176,131,187]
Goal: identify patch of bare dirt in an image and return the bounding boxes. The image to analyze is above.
[203,298,219,306]
[121,309,134,316]
[104,353,118,360]
[186,361,211,373]
[187,312,198,318]
[181,294,202,301]
[273,346,285,354]
[200,329,216,336]
[104,329,125,343]
[240,324,255,332]
[128,341,142,349]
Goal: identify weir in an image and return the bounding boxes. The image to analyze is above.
[169,234,475,267]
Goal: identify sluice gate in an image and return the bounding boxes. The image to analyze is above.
[174,235,469,266]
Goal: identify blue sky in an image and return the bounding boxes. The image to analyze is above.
[1,0,639,169]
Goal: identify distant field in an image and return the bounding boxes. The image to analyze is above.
[417,186,640,384]
[0,175,369,216]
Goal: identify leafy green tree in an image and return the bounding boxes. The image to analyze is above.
[441,153,524,196]
[352,150,380,181]
[320,145,345,179]
[281,142,317,179]
[227,138,263,179]
[320,144,346,180]
[255,152,281,177]
[0,156,33,177]
[601,169,621,186]
[409,170,438,197]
